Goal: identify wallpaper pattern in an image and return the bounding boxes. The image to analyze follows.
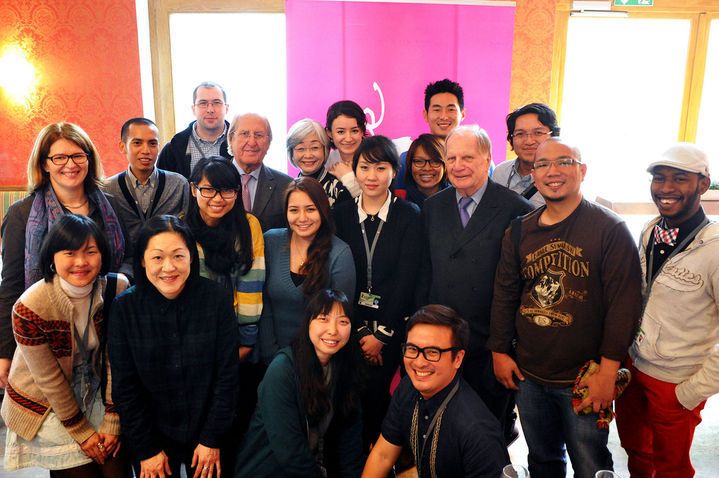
[0,1,142,187]
[509,0,557,111]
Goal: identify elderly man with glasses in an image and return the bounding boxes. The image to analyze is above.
[228,112,292,231]
[158,81,232,178]
[363,304,509,478]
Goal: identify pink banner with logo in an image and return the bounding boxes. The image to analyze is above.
[286,0,515,167]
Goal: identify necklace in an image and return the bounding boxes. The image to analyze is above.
[291,237,308,267]
[62,198,89,209]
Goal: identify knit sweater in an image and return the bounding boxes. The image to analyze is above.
[197,213,266,346]
[258,228,356,364]
[1,274,128,443]
[104,168,190,276]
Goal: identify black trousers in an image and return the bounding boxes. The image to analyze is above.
[461,348,517,445]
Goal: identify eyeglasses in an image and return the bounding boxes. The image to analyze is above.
[511,130,553,141]
[411,159,444,169]
[234,130,269,142]
[193,184,239,199]
[533,158,582,171]
[294,146,323,155]
[194,100,225,109]
[401,343,460,362]
[46,153,89,166]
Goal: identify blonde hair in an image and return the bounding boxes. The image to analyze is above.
[26,122,104,193]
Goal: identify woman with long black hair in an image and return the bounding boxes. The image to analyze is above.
[236,289,363,477]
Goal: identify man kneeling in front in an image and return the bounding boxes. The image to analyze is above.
[362,305,509,478]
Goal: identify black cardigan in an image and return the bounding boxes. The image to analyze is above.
[332,197,422,343]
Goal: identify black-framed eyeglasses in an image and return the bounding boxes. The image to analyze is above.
[411,159,444,169]
[193,184,239,199]
[401,343,460,362]
[46,153,89,166]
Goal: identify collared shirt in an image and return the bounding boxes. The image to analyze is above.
[235,164,262,206]
[492,159,544,208]
[356,192,392,223]
[187,123,228,174]
[124,166,158,215]
[647,207,707,279]
[381,375,509,478]
[455,180,488,219]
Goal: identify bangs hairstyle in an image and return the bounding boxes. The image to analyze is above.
[40,214,111,282]
[27,122,104,193]
[292,289,363,423]
[133,215,200,294]
[287,118,330,167]
[284,177,335,297]
[325,100,368,143]
[187,156,254,274]
[407,304,470,353]
[404,134,446,185]
[352,135,400,173]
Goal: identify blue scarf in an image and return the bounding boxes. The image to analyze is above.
[24,187,125,288]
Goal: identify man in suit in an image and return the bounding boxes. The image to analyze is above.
[229,113,292,231]
[417,125,533,445]
[157,81,232,178]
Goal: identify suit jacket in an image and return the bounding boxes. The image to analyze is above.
[417,180,533,353]
[253,164,293,232]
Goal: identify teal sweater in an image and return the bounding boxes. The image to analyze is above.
[234,349,362,477]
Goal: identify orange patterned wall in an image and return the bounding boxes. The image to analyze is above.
[509,0,558,110]
[0,1,142,187]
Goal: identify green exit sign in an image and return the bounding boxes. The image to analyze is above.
[615,0,654,5]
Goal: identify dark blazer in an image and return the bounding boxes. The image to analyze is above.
[253,164,293,232]
[416,179,533,353]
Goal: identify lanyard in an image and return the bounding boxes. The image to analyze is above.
[417,380,460,477]
[645,217,709,304]
[73,294,96,364]
[360,220,384,293]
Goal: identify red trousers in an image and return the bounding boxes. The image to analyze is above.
[615,358,705,478]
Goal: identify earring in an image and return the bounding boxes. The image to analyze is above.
[50,263,56,272]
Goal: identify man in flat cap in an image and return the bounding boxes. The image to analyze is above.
[616,143,719,478]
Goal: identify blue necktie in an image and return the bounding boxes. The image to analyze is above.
[459,197,473,227]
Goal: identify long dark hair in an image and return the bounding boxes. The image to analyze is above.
[284,177,335,297]
[133,215,199,295]
[292,289,363,423]
[187,156,254,275]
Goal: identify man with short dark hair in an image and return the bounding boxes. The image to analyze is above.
[157,81,231,178]
[362,305,509,478]
[228,112,292,231]
[105,117,189,276]
[489,137,642,477]
[397,79,467,190]
[417,125,533,445]
[492,103,560,208]
[616,143,719,478]
[422,79,465,139]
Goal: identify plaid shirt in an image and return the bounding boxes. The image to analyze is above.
[108,277,239,459]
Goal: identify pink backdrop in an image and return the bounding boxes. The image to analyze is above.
[286,0,515,168]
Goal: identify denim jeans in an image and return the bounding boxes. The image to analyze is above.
[516,378,613,478]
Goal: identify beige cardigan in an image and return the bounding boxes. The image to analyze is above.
[1,274,127,443]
